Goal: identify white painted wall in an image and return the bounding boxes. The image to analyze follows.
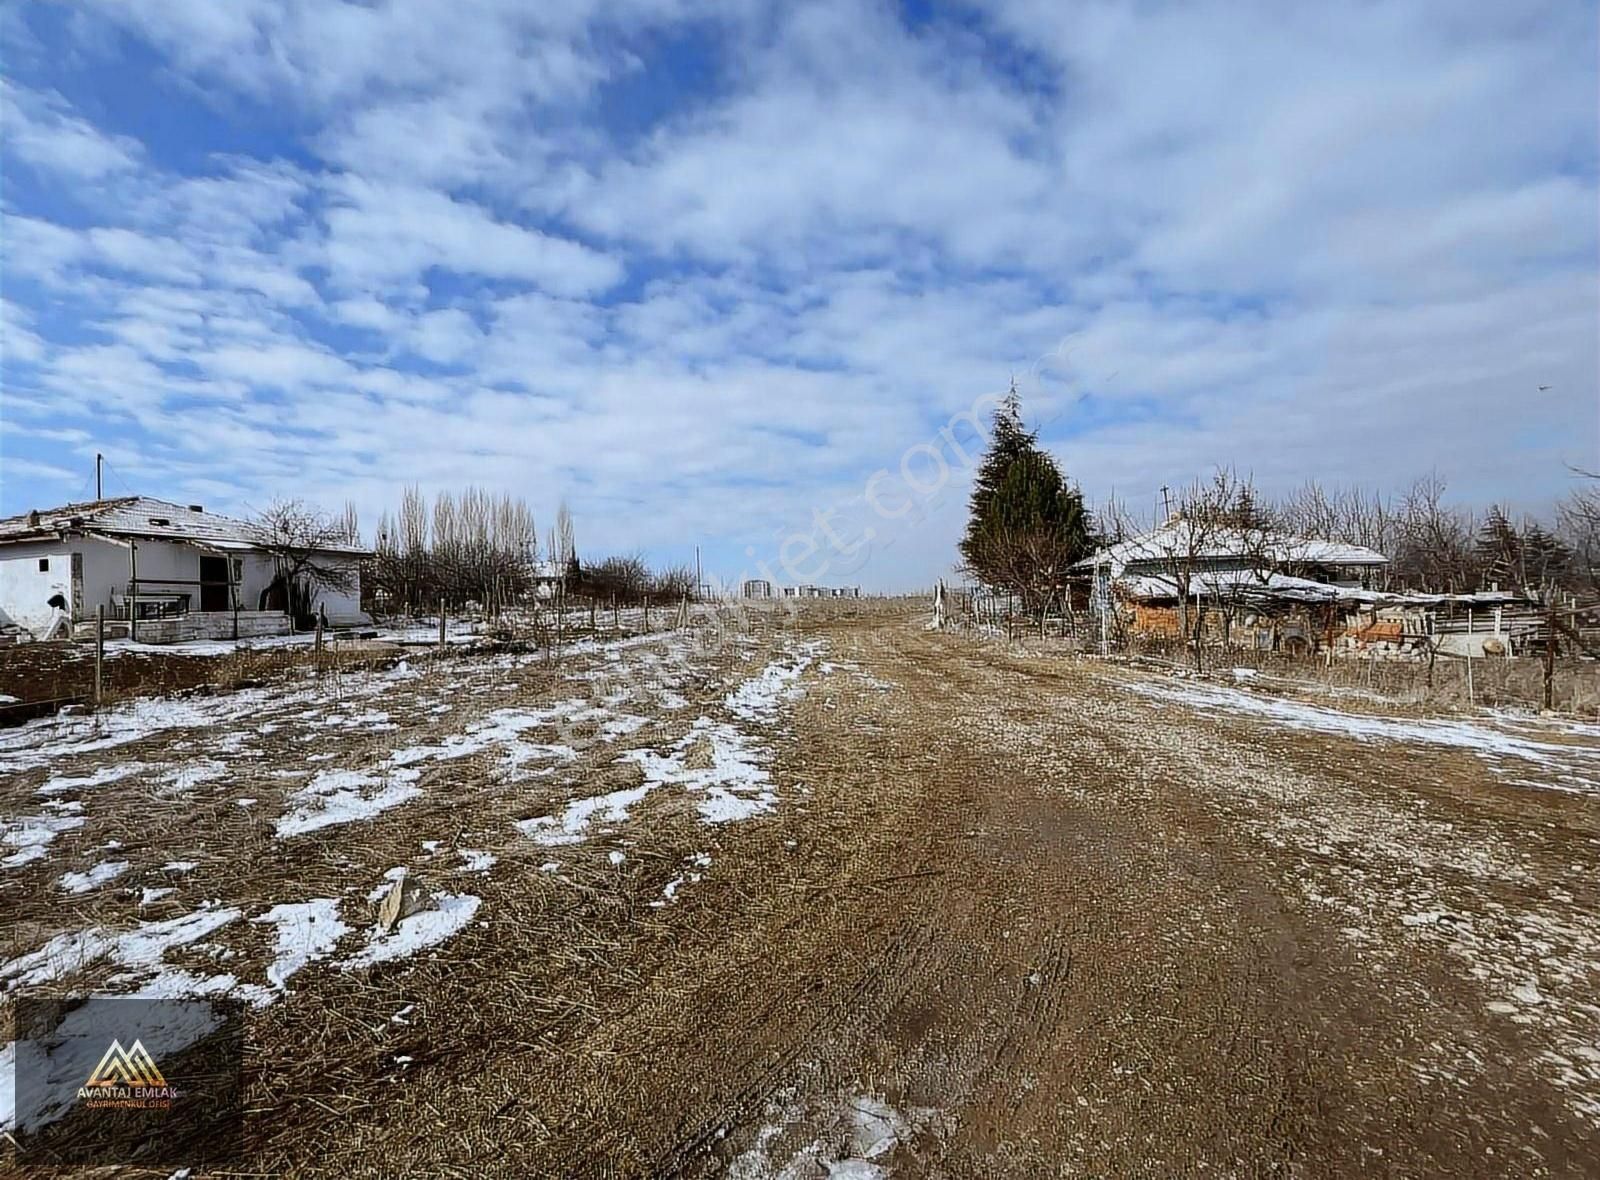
[1,535,368,637]
[0,541,73,636]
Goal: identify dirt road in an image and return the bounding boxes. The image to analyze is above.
[542,610,1599,1177]
[4,604,1597,1175]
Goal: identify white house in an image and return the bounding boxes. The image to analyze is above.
[0,496,370,643]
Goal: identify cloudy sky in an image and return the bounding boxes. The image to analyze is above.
[1,1,1595,590]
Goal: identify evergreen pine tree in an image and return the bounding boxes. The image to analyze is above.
[959,385,1094,598]
[1475,505,1524,588]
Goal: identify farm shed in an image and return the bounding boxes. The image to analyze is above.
[1078,519,1391,588]
[0,496,370,643]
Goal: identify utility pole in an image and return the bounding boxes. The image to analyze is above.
[1159,484,1172,521]
[695,545,702,600]
[96,453,103,500]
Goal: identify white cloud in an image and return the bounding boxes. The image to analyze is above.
[0,79,142,178]
[321,178,622,295]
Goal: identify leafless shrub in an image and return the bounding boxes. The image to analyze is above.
[253,499,361,625]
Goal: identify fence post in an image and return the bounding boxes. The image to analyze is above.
[438,598,446,652]
[94,605,105,706]
[315,616,325,677]
[129,541,138,643]
[1544,602,1557,711]
[644,595,650,630]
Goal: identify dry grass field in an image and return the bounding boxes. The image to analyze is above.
[2,600,1598,1176]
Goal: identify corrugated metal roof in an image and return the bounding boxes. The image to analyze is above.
[0,496,369,555]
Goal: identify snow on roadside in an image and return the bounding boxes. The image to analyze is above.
[728,1090,935,1180]
[625,719,779,824]
[162,760,231,792]
[458,849,496,873]
[518,786,652,846]
[0,691,285,773]
[1126,678,1600,793]
[0,907,241,991]
[725,641,823,723]
[37,762,152,796]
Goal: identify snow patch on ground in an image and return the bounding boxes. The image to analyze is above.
[252,899,350,988]
[3,813,85,868]
[725,641,823,723]
[728,1091,935,1179]
[163,760,231,792]
[37,762,151,796]
[625,718,778,824]
[1127,677,1600,793]
[0,906,241,991]
[275,767,424,837]
[517,785,652,846]
[58,860,130,893]
[343,892,481,968]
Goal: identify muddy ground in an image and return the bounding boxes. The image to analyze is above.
[2,602,1597,1176]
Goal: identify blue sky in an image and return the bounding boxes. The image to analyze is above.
[1,1,1595,591]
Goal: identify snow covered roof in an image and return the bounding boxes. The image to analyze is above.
[0,496,369,555]
[1116,571,1534,607]
[1117,570,1358,603]
[1075,518,1389,571]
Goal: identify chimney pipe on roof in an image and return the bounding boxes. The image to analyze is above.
[27,510,40,528]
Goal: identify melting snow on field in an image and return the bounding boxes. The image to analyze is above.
[0,691,284,773]
[728,1091,935,1179]
[627,719,778,823]
[58,860,130,893]
[2,813,85,868]
[344,892,481,968]
[518,786,652,846]
[0,906,246,993]
[253,899,350,988]
[1127,678,1600,793]
[275,767,424,837]
[37,762,151,796]
[725,641,823,723]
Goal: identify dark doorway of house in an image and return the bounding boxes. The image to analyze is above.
[199,556,230,612]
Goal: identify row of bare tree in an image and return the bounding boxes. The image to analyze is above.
[363,487,542,613]
[254,485,707,620]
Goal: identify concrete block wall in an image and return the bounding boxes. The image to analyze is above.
[132,611,292,644]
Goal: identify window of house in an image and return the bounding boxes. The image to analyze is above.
[37,558,48,572]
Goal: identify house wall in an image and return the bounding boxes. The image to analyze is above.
[1,536,367,637]
[0,541,74,637]
[304,556,365,624]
